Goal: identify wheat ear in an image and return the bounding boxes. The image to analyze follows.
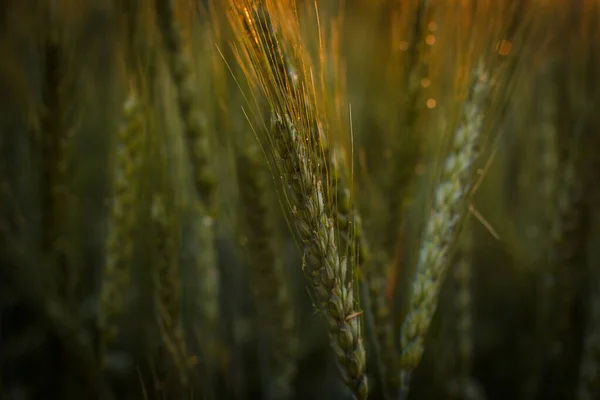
[150,193,190,392]
[154,0,220,377]
[522,63,560,400]
[190,198,219,366]
[98,91,143,366]
[236,144,297,400]
[229,3,368,397]
[399,62,488,394]
[275,113,367,399]
[154,0,216,211]
[541,82,596,399]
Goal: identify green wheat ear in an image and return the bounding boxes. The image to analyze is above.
[399,61,489,395]
[150,191,190,394]
[98,90,144,369]
[523,62,560,399]
[235,143,297,400]
[538,11,600,385]
[155,0,216,212]
[154,0,221,387]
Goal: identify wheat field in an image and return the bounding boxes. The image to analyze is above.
[1,1,599,399]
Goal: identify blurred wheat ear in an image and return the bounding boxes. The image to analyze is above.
[154,0,222,393]
[235,143,298,400]
[98,91,144,373]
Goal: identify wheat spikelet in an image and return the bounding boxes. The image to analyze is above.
[399,61,488,394]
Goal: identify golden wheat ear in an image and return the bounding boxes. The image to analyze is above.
[228,2,369,398]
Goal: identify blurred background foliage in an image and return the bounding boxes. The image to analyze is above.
[1,0,600,399]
